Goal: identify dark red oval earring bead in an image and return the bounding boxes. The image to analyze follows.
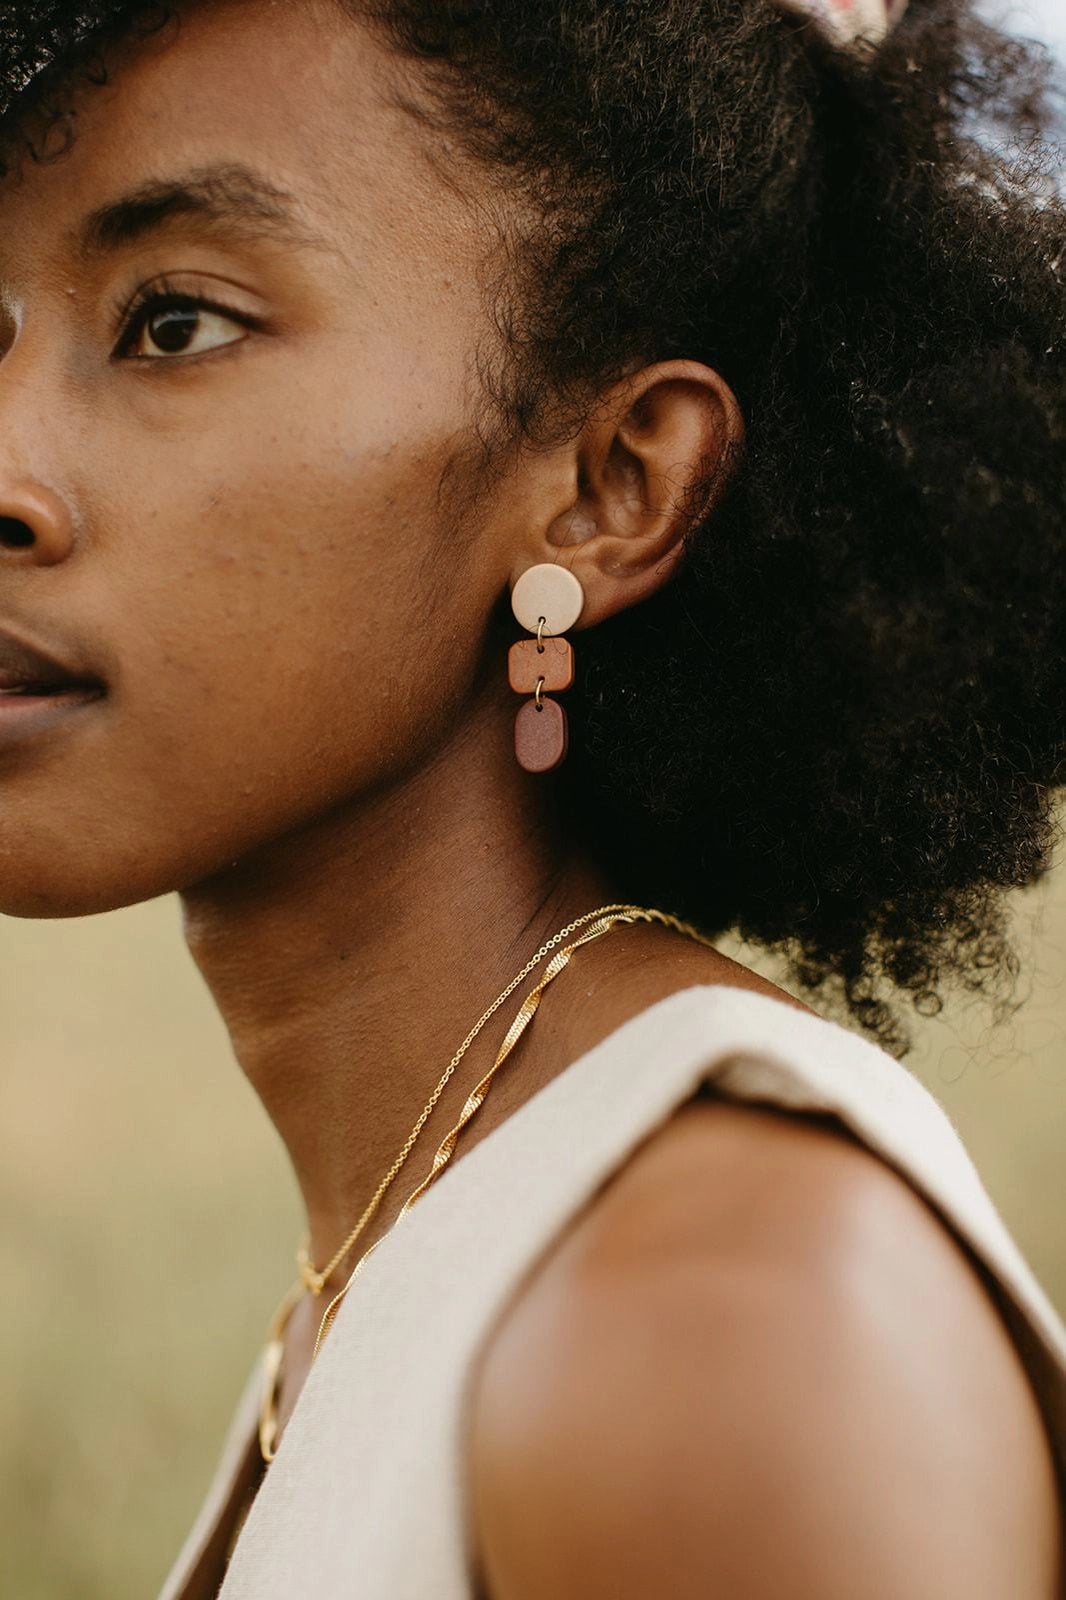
[514,696,568,772]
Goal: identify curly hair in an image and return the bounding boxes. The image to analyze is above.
[2,0,1065,1056]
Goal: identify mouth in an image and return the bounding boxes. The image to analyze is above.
[0,677,106,753]
[0,625,107,699]
[0,679,104,699]
[0,629,107,751]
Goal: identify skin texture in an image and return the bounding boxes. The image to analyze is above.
[468,1097,1063,1598]
[0,3,1058,1593]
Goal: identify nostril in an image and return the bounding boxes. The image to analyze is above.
[0,517,34,549]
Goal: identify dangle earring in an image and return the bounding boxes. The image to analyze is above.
[508,562,584,772]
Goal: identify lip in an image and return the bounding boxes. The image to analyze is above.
[0,624,102,692]
[0,683,105,751]
[0,625,106,752]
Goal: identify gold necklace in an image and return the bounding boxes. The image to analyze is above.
[257,902,716,1462]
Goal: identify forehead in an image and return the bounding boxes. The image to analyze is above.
[0,0,480,282]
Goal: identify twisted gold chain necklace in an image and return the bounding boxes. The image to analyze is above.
[257,901,717,1462]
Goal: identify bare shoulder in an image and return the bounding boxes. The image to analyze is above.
[468,1091,1062,1600]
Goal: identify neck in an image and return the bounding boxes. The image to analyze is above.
[179,710,624,1285]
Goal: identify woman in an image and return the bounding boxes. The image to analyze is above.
[2,0,1065,1594]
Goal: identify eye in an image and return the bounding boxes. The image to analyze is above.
[113,287,254,362]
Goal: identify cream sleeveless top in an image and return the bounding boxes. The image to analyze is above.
[159,983,1066,1599]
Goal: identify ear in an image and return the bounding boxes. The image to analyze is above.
[513,359,745,629]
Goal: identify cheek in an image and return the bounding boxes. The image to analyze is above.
[0,427,479,919]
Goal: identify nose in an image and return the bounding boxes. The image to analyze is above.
[0,480,78,565]
[0,311,82,566]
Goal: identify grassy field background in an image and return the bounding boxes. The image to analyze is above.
[3,878,1066,1598]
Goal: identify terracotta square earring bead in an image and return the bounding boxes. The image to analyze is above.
[507,636,575,693]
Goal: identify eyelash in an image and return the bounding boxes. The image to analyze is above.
[111,275,256,361]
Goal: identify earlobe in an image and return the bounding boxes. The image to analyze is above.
[545,359,744,626]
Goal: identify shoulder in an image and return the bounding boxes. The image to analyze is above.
[468,1092,1062,1600]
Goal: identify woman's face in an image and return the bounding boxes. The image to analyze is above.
[0,0,526,916]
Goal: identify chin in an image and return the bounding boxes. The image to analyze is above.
[0,855,180,920]
[0,885,146,920]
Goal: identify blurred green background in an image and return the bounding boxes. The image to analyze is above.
[3,880,1066,1599]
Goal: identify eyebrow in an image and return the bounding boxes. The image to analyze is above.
[70,162,334,261]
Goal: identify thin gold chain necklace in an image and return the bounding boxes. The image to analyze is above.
[257,901,717,1462]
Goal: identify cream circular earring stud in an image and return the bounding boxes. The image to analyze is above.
[508,562,585,772]
[510,562,584,635]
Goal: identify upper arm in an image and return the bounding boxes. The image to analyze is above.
[468,1098,1062,1600]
